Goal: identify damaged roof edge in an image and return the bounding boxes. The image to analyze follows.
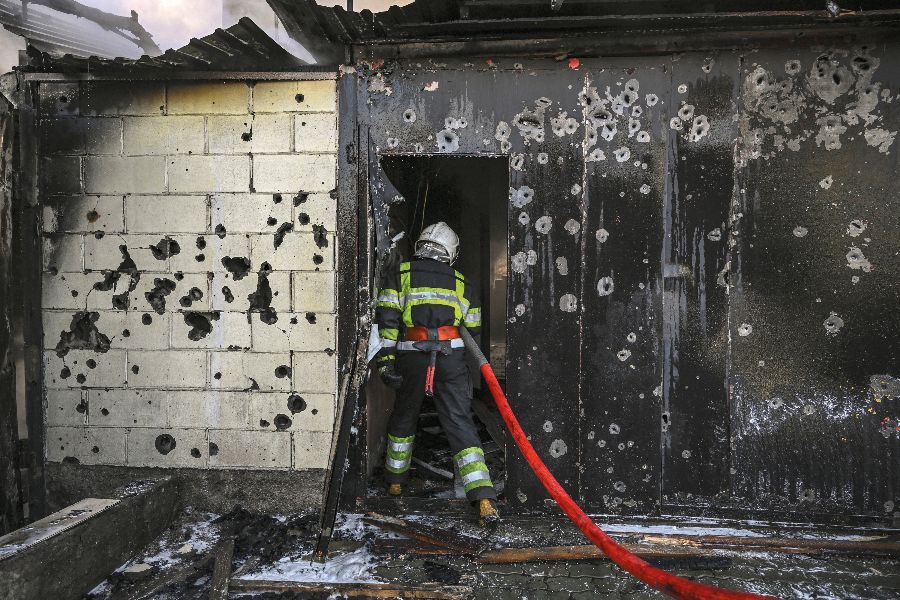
[20,17,311,74]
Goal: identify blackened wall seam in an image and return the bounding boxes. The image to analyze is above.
[0,98,22,533]
[17,76,45,518]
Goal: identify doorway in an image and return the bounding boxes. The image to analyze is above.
[365,154,509,500]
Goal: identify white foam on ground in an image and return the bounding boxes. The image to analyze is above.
[243,546,378,583]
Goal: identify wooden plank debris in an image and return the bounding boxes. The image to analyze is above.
[363,513,484,555]
[640,533,900,556]
[121,554,214,600]
[230,579,472,599]
[208,538,235,600]
[477,543,713,564]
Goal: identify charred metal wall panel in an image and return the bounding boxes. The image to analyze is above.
[730,44,900,516]
[357,41,898,518]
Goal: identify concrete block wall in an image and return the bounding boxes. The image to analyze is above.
[39,78,338,471]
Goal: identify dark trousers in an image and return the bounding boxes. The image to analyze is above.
[385,348,496,502]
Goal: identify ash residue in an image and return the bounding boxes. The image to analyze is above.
[214,506,317,563]
[55,311,111,357]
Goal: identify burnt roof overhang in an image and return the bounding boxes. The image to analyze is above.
[21,17,309,74]
[267,0,900,63]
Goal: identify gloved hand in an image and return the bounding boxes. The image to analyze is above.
[380,364,404,389]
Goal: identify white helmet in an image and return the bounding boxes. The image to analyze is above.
[415,222,459,264]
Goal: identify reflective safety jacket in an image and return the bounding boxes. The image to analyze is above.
[375,258,482,373]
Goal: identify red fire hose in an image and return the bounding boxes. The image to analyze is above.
[459,328,777,600]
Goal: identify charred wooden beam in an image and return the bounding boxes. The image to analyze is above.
[230,579,472,599]
[363,513,484,555]
[208,538,235,600]
[639,533,900,556]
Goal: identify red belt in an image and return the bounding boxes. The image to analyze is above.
[403,326,459,398]
[404,325,460,341]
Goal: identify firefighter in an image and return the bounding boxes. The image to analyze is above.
[374,222,500,526]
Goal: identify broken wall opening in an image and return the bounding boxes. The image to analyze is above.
[365,154,509,498]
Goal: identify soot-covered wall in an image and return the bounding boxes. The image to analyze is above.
[356,44,899,519]
[37,79,339,498]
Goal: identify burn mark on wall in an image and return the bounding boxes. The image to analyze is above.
[149,236,181,261]
[54,312,111,357]
[145,278,177,314]
[155,434,176,455]
[221,256,251,280]
[183,311,220,341]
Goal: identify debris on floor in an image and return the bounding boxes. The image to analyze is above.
[83,505,900,600]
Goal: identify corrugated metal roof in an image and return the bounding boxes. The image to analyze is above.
[0,0,149,59]
[22,17,307,73]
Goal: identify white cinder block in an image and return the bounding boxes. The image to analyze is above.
[115,311,170,350]
[43,234,84,273]
[209,351,292,392]
[168,155,250,193]
[127,350,207,388]
[83,81,165,116]
[170,310,251,349]
[47,390,87,427]
[84,233,168,272]
[125,196,209,233]
[293,192,336,233]
[210,193,292,234]
[42,196,125,233]
[210,270,290,312]
[292,430,332,469]
[252,154,336,193]
[291,271,335,313]
[168,233,251,273]
[43,273,92,310]
[251,312,335,352]
[42,310,125,350]
[292,352,338,394]
[208,429,291,469]
[46,426,127,465]
[44,349,127,389]
[294,113,337,152]
[207,114,291,154]
[123,116,205,155]
[126,427,209,468]
[84,156,166,194]
[250,232,334,271]
[83,118,124,154]
[89,389,167,427]
[122,273,210,314]
[253,80,336,113]
[41,156,81,195]
[167,390,249,429]
[250,392,334,433]
[168,82,250,115]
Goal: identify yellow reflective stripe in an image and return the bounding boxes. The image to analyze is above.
[380,328,399,341]
[464,307,481,326]
[400,265,413,327]
[455,274,466,326]
[376,355,394,363]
